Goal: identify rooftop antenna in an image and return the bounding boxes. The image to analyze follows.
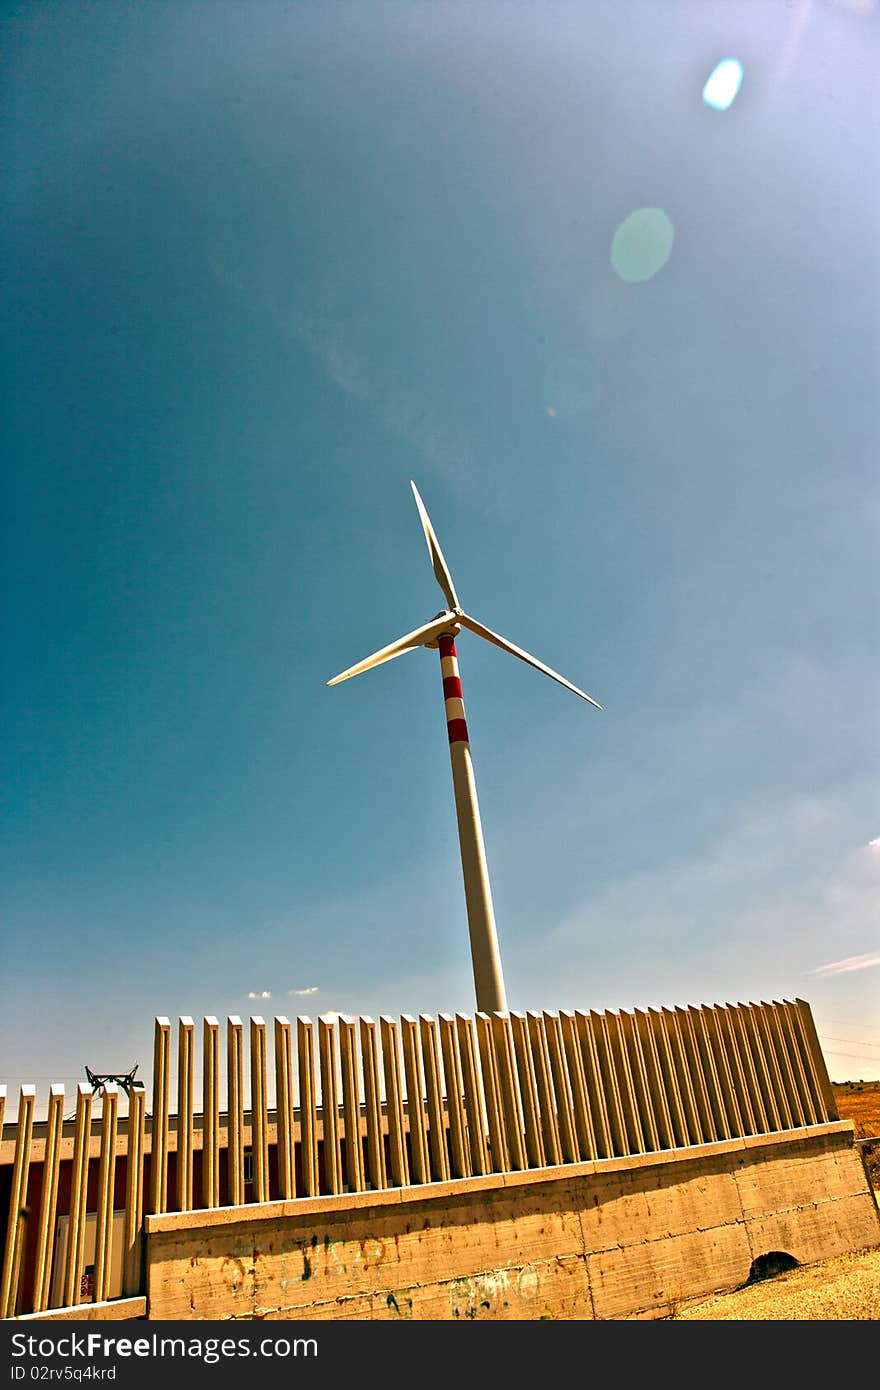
[84,1063,139,1098]
[328,481,602,1014]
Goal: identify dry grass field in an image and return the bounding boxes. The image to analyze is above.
[835,1079,880,1189]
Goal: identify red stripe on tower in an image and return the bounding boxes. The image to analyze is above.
[438,633,470,743]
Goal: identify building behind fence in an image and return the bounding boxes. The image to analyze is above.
[0,998,866,1319]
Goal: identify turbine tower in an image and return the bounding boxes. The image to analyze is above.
[328,481,602,1014]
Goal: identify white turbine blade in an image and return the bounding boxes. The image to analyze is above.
[410,480,460,611]
[327,613,456,686]
[458,612,603,710]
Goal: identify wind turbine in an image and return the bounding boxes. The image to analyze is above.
[328,481,602,1014]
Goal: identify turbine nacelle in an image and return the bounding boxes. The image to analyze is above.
[327,482,602,712]
[423,610,462,649]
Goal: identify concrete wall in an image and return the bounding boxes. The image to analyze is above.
[0,998,863,1318]
[145,1120,880,1321]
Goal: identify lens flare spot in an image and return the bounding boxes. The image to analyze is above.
[702,58,743,110]
[609,208,674,284]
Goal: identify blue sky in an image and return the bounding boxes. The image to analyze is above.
[2,0,878,1106]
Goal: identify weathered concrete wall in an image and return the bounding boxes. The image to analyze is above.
[1,999,844,1316]
[14,1297,147,1322]
[145,1121,880,1321]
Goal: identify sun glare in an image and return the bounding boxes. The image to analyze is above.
[702,58,744,110]
[610,207,675,284]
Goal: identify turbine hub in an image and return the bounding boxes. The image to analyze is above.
[424,611,460,647]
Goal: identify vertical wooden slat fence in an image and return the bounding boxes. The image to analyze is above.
[589,1010,629,1155]
[419,1015,450,1182]
[619,1010,655,1151]
[379,1016,410,1188]
[782,1000,823,1124]
[542,1012,578,1164]
[560,1010,599,1159]
[226,1016,244,1207]
[676,1005,716,1141]
[512,1011,547,1168]
[746,1002,780,1131]
[724,1004,761,1133]
[62,1084,92,1309]
[654,1008,692,1147]
[358,1016,386,1192]
[527,1011,562,1167]
[201,1019,220,1210]
[439,1013,470,1178]
[318,1016,343,1196]
[0,997,842,1319]
[635,1008,674,1150]
[249,1017,269,1204]
[93,1084,118,1304]
[274,1017,295,1200]
[399,1016,429,1186]
[0,1085,35,1318]
[456,1013,490,1176]
[490,1011,526,1171]
[297,1017,320,1196]
[476,1012,508,1173]
[709,1002,742,1139]
[795,997,839,1119]
[149,1018,170,1216]
[31,1084,64,1313]
[176,1019,194,1212]
[123,1084,146,1296]
[338,1016,364,1194]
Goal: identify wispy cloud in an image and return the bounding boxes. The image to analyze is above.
[206,247,476,495]
[804,952,880,980]
[520,788,879,1008]
[290,986,319,997]
[247,989,272,1000]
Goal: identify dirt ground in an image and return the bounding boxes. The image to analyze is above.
[673,1244,880,1320]
[674,1087,880,1319]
